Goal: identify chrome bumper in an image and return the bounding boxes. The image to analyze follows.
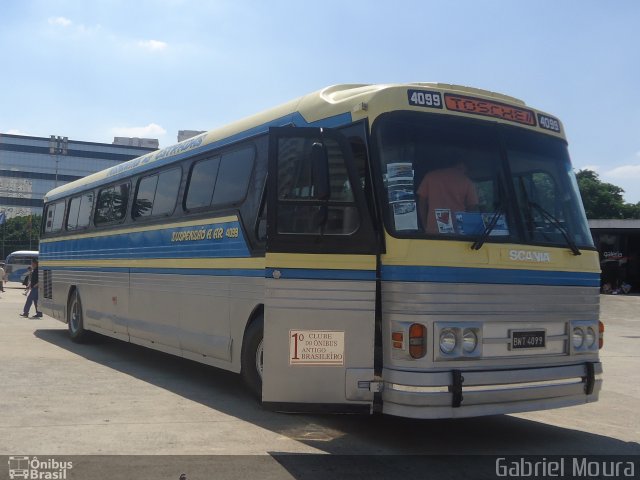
[382,362,602,419]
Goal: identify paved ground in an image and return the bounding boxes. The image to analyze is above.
[0,284,638,477]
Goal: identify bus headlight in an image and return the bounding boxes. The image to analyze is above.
[570,321,600,353]
[435,323,483,360]
[585,327,596,348]
[439,329,457,354]
[462,329,478,353]
[572,327,584,349]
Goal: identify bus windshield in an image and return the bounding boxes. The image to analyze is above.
[374,112,593,249]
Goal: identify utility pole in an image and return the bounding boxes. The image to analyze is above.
[49,135,68,188]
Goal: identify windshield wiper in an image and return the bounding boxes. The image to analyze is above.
[471,207,504,251]
[528,202,581,256]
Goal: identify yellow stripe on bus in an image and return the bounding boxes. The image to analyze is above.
[382,234,600,273]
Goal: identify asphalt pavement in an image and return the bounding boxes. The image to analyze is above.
[0,283,638,478]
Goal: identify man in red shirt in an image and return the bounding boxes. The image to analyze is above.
[417,161,479,234]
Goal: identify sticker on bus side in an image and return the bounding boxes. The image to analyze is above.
[289,330,345,366]
[407,89,443,109]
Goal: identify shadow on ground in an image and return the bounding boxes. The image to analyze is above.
[34,328,640,456]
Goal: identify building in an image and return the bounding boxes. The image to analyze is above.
[589,219,640,293]
[0,133,157,219]
[178,130,206,142]
[113,137,159,149]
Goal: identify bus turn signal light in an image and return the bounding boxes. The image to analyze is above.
[409,323,426,359]
[392,331,403,349]
[599,321,605,349]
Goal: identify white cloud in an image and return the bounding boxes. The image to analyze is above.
[47,16,102,37]
[112,123,167,138]
[600,164,640,203]
[4,129,32,136]
[47,18,165,54]
[604,164,640,179]
[48,16,72,27]
[137,40,168,52]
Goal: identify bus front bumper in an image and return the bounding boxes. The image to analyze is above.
[382,362,602,419]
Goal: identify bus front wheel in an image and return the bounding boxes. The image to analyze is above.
[241,314,264,400]
[68,290,89,343]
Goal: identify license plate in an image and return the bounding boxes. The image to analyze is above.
[511,330,546,349]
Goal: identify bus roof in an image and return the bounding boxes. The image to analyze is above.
[44,82,564,203]
[6,250,39,258]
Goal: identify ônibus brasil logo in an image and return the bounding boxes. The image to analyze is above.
[8,456,73,479]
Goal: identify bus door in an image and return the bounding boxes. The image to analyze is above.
[263,127,379,412]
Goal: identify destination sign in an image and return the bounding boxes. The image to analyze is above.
[444,94,536,126]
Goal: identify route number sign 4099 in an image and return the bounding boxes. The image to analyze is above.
[408,90,443,109]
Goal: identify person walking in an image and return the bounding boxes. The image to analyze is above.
[22,266,32,295]
[20,259,42,318]
[0,263,5,293]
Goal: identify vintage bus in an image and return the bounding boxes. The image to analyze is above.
[39,83,602,418]
[4,250,39,283]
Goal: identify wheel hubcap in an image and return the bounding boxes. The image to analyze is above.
[255,339,264,380]
[70,300,79,332]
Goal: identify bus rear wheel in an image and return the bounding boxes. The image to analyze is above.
[241,315,264,400]
[68,290,90,343]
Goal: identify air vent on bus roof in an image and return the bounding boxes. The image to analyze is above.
[319,84,385,103]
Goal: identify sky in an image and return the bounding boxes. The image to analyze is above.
[1,0,639,202]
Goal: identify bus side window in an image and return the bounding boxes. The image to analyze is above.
[134,168,181,218]
[66,196,81,231]
[44,200,65,233]
[185,157,220,211]
[154,169,181,215]
[212,147,255,207]
[66,193,94,230]
[276,136,360,235]
[95,183,130,225]
[134,175,158,218]
[78,193,94,228]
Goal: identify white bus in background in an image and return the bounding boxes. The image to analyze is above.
[4,250,38,283]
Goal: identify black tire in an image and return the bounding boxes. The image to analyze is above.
[241,314,264,399]
[68,289,90,343]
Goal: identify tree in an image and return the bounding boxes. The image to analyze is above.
[621,201,640,219]
[1,214,42,260]
[575,169,640,219]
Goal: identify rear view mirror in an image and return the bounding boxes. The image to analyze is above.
[310,142,330,200]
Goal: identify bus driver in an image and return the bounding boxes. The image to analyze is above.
[417,160,479,234]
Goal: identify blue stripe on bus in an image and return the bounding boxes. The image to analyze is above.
[45,266,264,277]
[265,268,376,281]
[41,245,250,260]
[42,264,597,286]
[381,265,600,287]
[39,220,251,261]
[46,111,353,201]
[43,265,375,280]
